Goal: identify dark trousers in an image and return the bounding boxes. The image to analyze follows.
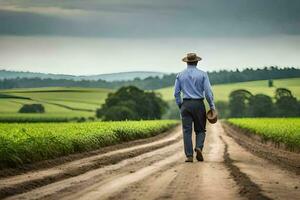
[180,99,206,157]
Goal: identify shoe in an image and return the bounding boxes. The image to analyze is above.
[195,148,204,161]
[185,156,193,162]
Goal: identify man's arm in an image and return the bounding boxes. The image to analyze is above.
[174,74,182,108]
[203,72,215,110]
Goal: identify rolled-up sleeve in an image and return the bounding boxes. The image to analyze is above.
[203,73,215,110]
[174,74,182,107]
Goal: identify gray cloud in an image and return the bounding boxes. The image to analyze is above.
[0,0,300,38]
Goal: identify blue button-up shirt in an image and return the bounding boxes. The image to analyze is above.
[174,65,215,110]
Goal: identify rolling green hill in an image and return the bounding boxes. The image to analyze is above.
[0,87,112,120]
[157,78,300,102]
[0,78,299,121]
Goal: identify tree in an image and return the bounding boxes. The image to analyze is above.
[229,89,252,117]
[248,94,273,117]
[215,101,230,118]
[298,101,300,116]
[268,79,273,87]
[275,88,293,100]
[19,104,45,113]
[162,101,181,119]
[275,88,298,117]
[96,86,168,121]
[98,106,137,121]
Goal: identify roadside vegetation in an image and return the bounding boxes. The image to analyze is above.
[227,118,300,150]
[0,120,178,168]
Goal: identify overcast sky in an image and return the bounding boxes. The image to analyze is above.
[0,0,300,75]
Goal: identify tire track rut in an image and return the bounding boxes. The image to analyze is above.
[220,136,271,200]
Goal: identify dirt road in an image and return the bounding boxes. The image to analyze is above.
[1,123,299,200]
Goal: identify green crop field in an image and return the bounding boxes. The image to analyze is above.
[0,120,178,168]
[227,118,300,150]
[157,78,300,102]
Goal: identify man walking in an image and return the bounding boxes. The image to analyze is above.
[174,53,215,162]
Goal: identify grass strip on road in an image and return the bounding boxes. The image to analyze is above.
[0,120,179,169]
[227,118,300,150]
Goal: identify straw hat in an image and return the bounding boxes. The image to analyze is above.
[207,109,218,124]
[182,53,202,62]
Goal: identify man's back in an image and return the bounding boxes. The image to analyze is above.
[177,66,206,99]
[174,65,215,110]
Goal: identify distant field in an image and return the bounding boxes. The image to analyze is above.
[0,78,299,120]
[0,87,112,120]
[227,118,300,150]
[157,78,300,102]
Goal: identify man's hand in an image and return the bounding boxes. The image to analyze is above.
[178,103,182,109]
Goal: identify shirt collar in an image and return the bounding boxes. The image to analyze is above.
[187,64,197,68]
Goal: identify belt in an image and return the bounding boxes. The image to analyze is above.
[183,98,204,101]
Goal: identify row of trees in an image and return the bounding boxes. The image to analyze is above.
[1,67,299,90]
[217,88,299,118]
[208,67,299,85]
